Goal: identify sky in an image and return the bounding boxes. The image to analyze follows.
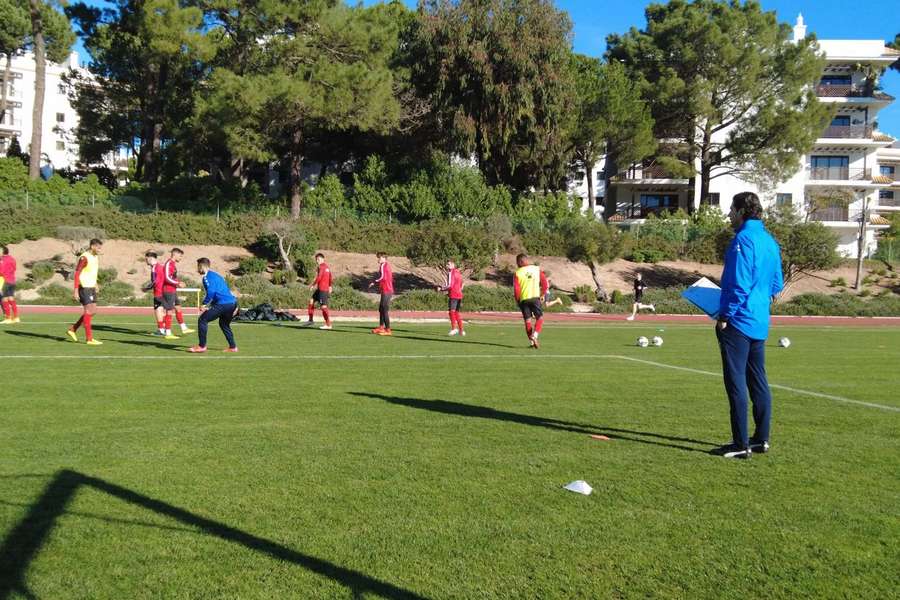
[75,0,900,134]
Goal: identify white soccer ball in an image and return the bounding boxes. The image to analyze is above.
[779,337,791,348]
[652,336,664,347]
[637,336,650,348]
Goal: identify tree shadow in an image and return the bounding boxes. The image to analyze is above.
[388,333,515,349]
[624,265,720,289]
[115,338,183,351]
[2,330,69,344]
[0,469,428,600]
[349,392,715,453]
[93,324,147,336]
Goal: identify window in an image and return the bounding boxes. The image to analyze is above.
[776,193,792,207]
[881,165,896,177]
[55,141,65,151]
[56,112,65,123]
[639,194,679,217]
[58,84,66,94]
[810,156,849,180]
[880,190,895,200]
[596,171,605,181]
[830,116,851,127]
[707,193,720,206]
[820,75,851,86]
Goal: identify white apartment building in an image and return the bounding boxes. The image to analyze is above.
[571,15,900,258]
[0,50,84,171]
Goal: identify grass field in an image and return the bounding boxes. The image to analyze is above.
[1,316,898,599]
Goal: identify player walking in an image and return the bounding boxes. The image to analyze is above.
[67,238,103,345]
[368,252,393,336]
[189,258,239,353]
[513,253,548,349]
[144,251,166,335]
[0,245,20,324]
[437,259,465,336]
[161,248,194,339]
[626,272,655,321]
[304,253,333,330]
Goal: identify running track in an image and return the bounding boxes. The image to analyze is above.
[18,305,900,326]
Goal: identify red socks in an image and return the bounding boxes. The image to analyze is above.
[448,311,463,331]
[1,299,9,319]
[10,300,17,318]
[535,318,543,334]
[308,305,314,321]
[72,316,84,331]
[83,314,93,340]
[164,314,173,330]
[524,321,533,337]
[175,310,185,325]
[156,319,164,330]
[322,307,331,325]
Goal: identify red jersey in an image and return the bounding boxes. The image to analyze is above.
[315,262,332,291]
[162,259,180,293]
[376,262,394,294]
[0,255,16,284]
[444,268,463,299]
[152,263,165,297]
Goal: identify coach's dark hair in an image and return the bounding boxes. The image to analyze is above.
[732,192,763,220]
[145,251,157,258]
[315,252,325,260]
[376,251,386,259]
[197,257,211,268]
[89,238,103,246]
[171,247,184,255]
[1,245,8,255]
[516,253,528,266]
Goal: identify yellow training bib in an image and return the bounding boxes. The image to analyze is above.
[78,252,99,287]
[515,265,541,301]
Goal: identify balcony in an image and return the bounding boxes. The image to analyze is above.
[0,116,23,131]
[819,125,874,139]
[808,167,872,181]
[878,197,900,208]
[809,206,850,221]
[612,164,688,183]
[815,84,894,101]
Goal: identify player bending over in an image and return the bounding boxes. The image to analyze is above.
[161,248,195,339]
[368,252,393,336]
[626,272,655,321]
[189,258,239,353]
[303,252,333,330]
[67,238,103,345]
[0,245,20,324]
[437,259,465,336]
[144,251,167,335]
[513,253,548,349]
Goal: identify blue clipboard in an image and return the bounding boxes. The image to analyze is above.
[681,277,721,319]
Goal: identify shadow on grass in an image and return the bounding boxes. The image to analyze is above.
[115,338,184,351]
[92,324,148,336]
[2,330,69,344]
[314,326,517,349]
[350,392,715,453]
[0,470,428,600]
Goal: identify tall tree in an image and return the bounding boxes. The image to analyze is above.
[607,0,833,205]
[567,55,656,218]
[24,0,74,178]
[66,0,208,182]
[414,0,575,190]
[0,0,30,133]
[889,33,899,73]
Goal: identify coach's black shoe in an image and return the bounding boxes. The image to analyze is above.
[710,443,752,460]
[750,440,770,454]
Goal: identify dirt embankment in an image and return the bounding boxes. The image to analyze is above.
[6,238,892,301]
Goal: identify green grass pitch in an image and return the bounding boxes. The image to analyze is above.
[1,316,898,599]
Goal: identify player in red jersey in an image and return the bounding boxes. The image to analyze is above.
[304,252,333,330]
[437,259,465,336]
[368,252,393,336]
[0,245,20,324]
[161,248,194,339]
[143,251,167,335]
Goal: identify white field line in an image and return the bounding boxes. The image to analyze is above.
[0,351,895,413]
[613,355,900,413]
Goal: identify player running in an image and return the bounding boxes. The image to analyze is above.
[303,252,333,330]
[67,238,103,345]
[189,258,239,353]
[437,259,465,336]
[144,251,167,335]
[161,248,195,339]
[0,245,20,324]
[513,253,548,349]
[368,252,393,336]
[626,272,655,321]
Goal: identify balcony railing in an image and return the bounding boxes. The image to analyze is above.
[820,125,873,139]
[878,197,900,207]
[807,168,872,181]
[614,165,683,181]
[0,116,23,130]
[816,84,873,98]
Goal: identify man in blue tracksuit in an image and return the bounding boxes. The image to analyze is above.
[189,258,239,353]
[714,192,784,459]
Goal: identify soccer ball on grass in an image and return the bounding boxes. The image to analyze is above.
[636,336,650,348]
[652,336,664,347]
[778,337,791,348]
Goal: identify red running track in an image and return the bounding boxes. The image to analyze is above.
[17,305,900,326]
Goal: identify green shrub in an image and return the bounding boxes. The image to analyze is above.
[610,289,624,304]
[30,261,56,283]
[98,267,118,285]
[829,277,847,288]
[35,283,72,304]
[572,284,596,303]
[271,269,295,285]
[406,220,494,275]
[628,236,679,263]
[238,257,268,275]
[773,293,900,317]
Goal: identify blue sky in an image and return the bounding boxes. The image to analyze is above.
[76,0,900,134]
